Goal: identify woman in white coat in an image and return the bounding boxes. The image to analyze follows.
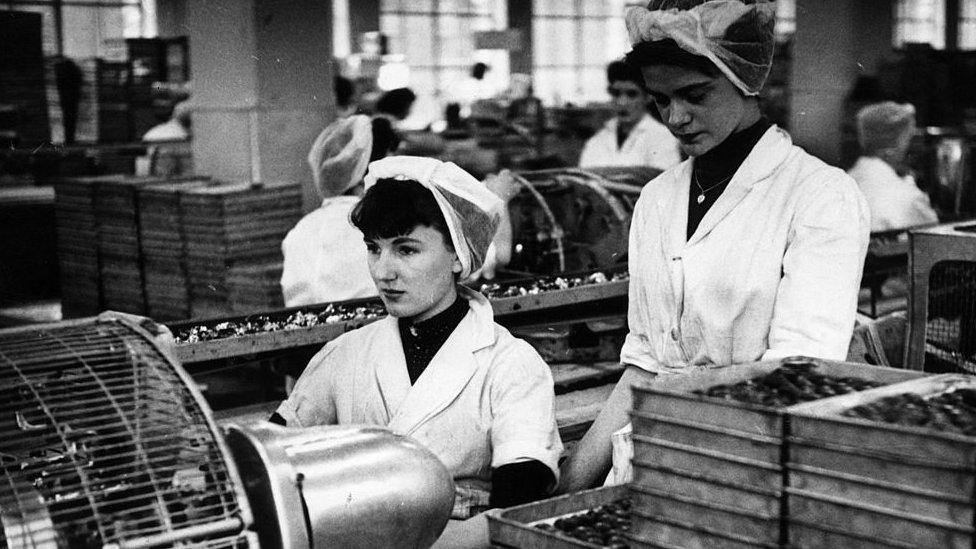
[273,156,563,547]
[560,0,870,491]
[579,60,682,170]
[848,101,939,232]
[281,115,400,306]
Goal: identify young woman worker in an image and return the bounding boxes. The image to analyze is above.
[272,156,562,547]
[560,0,871,491]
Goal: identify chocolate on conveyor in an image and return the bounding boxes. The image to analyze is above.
[174,302,387,344]
[478,270,628,299]
[842,389,976,435]
[534,497,631,549]
[694,361,884,408]
[174,270,628,344]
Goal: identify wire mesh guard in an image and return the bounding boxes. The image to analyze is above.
[925,260,976,374]
[0,317,251,549]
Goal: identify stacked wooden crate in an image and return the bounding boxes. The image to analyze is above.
[180,181,301,318]
[52,178,101,317]
[226,262,285,314]
[787,374,976,548]
[626,359,925,548]
[94,175,169,314]
[138,178,211,320]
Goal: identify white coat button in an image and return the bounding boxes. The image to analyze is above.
[670,328,679,341]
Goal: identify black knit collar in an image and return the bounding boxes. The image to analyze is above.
[399,294,469,341]
[693,117,772,183]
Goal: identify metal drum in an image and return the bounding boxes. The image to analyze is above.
[499,166,656,275]
[224,423,455,549]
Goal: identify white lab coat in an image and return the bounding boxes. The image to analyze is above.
[275,287,563,518]
[848,156,939,232]
[579,114,682,171]
[621,125,870,373]
[280,196,377,307]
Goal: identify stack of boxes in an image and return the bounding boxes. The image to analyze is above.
[626,359,925,548]
[138,178,211,320]
[180,181,301,318]
[52,178,101,317]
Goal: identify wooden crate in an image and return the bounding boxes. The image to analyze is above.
[788,490,971,549]
[786,374,976,547]
[628,508,777,549]
[628,358,930,546]
[629,485,779,545]
[487,485,629,549]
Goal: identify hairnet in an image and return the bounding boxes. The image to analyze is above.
[856,102,916,155]
[307,115,373,199]
[626,0,776,95]
[364,156,502,279]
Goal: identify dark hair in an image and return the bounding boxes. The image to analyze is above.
[625,39,722,79]
[472,62,489,80]
[376,88,417,120]
[351,178,453,249]
[369,117,401,162]
[607,60,646,90]
[334,75,355,109]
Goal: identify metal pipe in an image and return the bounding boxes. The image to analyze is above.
[102,517,244,549]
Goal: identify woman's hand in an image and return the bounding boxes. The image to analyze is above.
[557,365,655,493]
[430,513,490,549]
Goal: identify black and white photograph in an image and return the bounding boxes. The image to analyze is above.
[2,1,976,547]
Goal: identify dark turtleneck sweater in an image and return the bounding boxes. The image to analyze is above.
[687,117,772,240]
[398,294,469,384]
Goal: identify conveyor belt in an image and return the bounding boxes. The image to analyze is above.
[168,269,629,364]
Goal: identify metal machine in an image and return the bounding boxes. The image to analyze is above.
[0,313,454,549]
[907,221,976,373]
[502,167,658,275]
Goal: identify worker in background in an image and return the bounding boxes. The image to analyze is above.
[447,62,496,119]
[560,0,869,491]
[281,114,401,306]
[848,101,939,232]
[140,100,193,176]
[272,156,562,548]
[579,59,682,170]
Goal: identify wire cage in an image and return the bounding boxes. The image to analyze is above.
[906,221,976,373]
[0,314,254,549]
[502,166,657,276]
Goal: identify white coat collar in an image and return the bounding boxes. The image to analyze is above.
[375,286,496,435]
[603,113,658,136]
[660,125,792,250]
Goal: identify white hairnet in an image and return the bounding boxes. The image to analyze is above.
[307,115,373,199]
[857,102,916,155]
[364,156,503,279]
[626,0,776,95]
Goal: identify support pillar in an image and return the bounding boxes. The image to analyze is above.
[186,0,336,212]
[790,0,893,166]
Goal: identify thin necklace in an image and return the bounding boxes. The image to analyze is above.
[693,170,734,205]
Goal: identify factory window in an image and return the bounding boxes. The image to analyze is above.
[961,0,976,49]
[894,0,947,49]
[380,0,508,126]
[1,0,155,57]
[531,0,632,106]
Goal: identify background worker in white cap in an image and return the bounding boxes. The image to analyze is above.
[849,101,939,232]
[280,114,400,306]
[579,59,681,170]
[560,0,870,491]
[272,156,562,547]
